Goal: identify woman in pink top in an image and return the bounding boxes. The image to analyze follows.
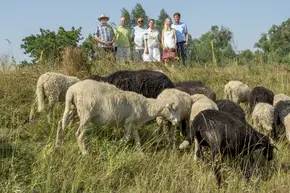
[162,18,177,66]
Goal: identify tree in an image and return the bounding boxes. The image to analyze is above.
[21,27,82,63]
[237,49,254,64]
[81,33,98,61]
[191,25,236,64]
[156,9,171,33]
[131,3,148,27]
[255,18,290,63]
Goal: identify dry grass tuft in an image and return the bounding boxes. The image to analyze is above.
[61,46,90,76]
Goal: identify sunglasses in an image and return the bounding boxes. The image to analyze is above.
[138,21,143,23]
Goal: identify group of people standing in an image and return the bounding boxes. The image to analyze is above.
[94,12,188,66]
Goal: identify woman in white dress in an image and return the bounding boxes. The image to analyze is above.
[162,18,177,66]
[143,19,161,62]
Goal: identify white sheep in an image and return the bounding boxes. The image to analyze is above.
[55,80,179,155]
[251,102,274,135]
[156,88,193,148]
[224,80,251,104]
[273,93,290,106]
[29,72,79,123]
[284,114,290,141]
[179,94,218,150]
[190,94,219,121]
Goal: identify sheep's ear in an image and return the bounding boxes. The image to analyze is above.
[172,103,178,111]
[166,103,176,110]
[165,103,173,109]
[271,144,278,150]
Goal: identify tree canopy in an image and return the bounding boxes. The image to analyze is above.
[255,18,290,63]
[21,27,82,63]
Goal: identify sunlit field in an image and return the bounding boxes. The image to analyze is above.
[1,61,290,192]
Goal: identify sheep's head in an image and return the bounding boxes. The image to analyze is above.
[163,102,179,125]
[260,137,278,161]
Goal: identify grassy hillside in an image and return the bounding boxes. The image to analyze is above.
[1,62,290,192]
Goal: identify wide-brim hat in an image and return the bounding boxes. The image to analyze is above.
[98,14,110,21]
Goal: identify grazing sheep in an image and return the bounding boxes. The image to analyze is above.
[189,94,218,121]
[216,99,246,123]
[251,103,274,136]
[85,69,174,98]
[156,88,193,148]
[273,100,290,140]
[180,109,276,186]
[56,80,179,155]
[174,81,216,101]
[249,86,274,114]
[224,80,251,104]
[29,72,79,123]
[179,94,218,149]
[273,93,290,106]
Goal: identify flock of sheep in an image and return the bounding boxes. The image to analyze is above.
[28,69,290,186]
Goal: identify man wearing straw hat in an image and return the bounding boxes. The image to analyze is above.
[94,14,115,59]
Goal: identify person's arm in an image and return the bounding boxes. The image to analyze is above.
[161,29,165,50]
[144,33,149,54]
[109,26,115,45]
[185,24,189,48]
[173,30,177,48]
[130,28,135,42]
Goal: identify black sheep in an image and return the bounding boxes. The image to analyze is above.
[216,99,246,123]
[249,86,274,114]
[174,80,205,87]
[183,109,276,186]
[85,70,175,98]
[273,100,290,139]
[174,81,216,101]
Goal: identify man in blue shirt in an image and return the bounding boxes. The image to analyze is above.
[171,12,189,65]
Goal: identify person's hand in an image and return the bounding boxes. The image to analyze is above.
[185,42,189,48]
[102,41,109,46]
[145,50,149,55]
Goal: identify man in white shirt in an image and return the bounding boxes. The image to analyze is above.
[131,18,147,62]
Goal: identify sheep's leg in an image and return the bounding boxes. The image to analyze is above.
[76,118,91,155]
[120,123,133,145]
[55,119,63,147]
[47,96,57,124]
[286,127,290,142]
[241,155,254,182]
[132,128,142,151]
[67,105,77,127]
[211,148,222,187]
[169,124,176,149]
[29,99,38,123]
[194,138,202,161]
[156,117,164,135]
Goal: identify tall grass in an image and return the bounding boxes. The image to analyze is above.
[1,61,290,192]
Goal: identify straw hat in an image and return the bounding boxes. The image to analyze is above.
[98,14,110,21]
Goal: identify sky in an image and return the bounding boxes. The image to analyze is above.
[0,0,289,62]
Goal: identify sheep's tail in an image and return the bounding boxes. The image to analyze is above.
[62,90,74,130]
[36,79,45,112]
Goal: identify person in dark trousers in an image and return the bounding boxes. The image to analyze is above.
[171,12,189,65]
